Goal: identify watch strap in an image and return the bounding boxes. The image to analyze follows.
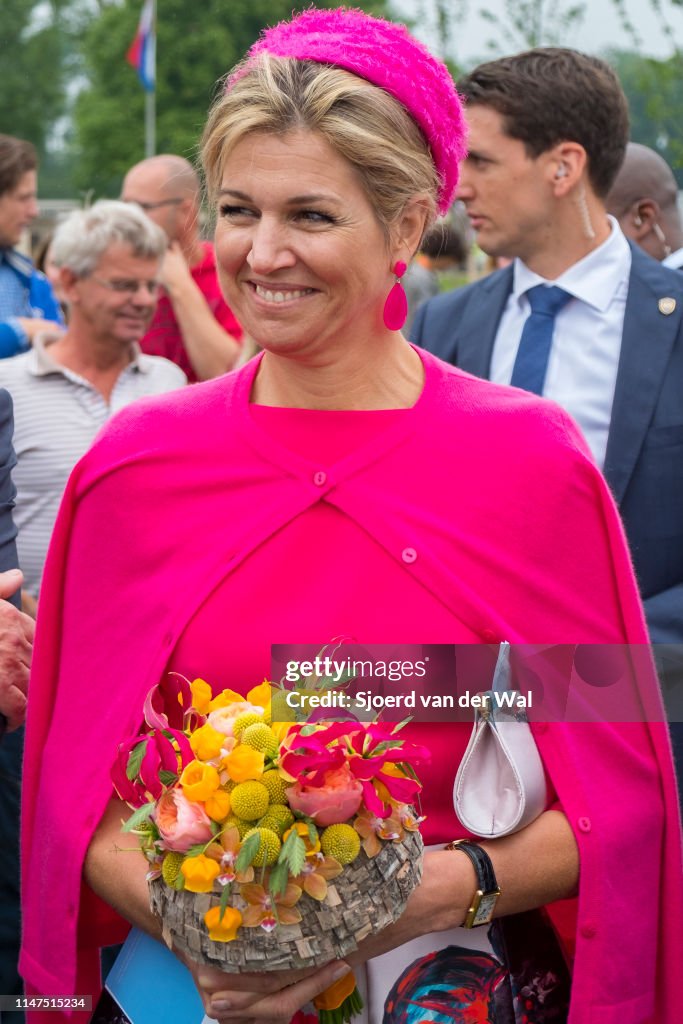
[446,839,498,890]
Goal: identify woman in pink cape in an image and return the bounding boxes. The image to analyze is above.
[21,8,682,1024]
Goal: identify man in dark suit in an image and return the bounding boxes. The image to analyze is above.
[606,142,683,271]
[412,48,683,655]
[0,387,34,1020]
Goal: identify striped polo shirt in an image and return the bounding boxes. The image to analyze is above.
[0,334,186,595]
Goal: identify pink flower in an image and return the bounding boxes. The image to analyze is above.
[208,702,263,738]
[287,764,363,826]
[154,790,212,851]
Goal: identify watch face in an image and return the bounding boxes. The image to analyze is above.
[472,892,499,927]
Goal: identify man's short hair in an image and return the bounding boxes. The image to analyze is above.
[50,200,167,278]
[0,135,37,197]
[458,49,629,198]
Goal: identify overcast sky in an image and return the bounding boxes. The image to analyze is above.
[397,0,683,66]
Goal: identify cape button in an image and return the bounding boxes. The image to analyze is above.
[401,547,417,564]
[580,922,597,939]
[577,816,592,833]
[313,470,327,486]
[481,629,497,643]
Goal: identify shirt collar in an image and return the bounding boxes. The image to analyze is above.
[512,215,632,312]
[662,246,683,271]
[0,247,33,283]
[28,335,146,377]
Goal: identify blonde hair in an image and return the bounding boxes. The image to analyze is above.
[201,56,439,238]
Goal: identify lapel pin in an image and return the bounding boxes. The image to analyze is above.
[658,297,676,315]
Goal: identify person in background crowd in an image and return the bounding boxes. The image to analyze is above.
[0,200,186,609]
[0,136,63,359]
[121,154,243,381]
[411,49,683,655]
[34,231,67,316]
[0,387,35,1023]
[20,10,681,1024]
[607,142,683,270]
[404,222,467,328]
[0,201,184,1022]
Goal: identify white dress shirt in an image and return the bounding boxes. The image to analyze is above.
[491,216,632,467]
[662,246,683,271]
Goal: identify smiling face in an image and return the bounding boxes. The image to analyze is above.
[214,130,395,361]
[63,241,160,349]
[0,170,39,247]
[457,105,557,262]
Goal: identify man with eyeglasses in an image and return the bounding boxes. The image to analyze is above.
[0,200,185,1012]
[122,154,243,382]
[0,200,187,605]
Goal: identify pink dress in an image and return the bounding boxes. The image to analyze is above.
[20,349,682,1024]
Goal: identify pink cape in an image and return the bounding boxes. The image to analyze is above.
[21,350,682,1023]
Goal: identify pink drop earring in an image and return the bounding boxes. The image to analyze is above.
[383,260,408,331]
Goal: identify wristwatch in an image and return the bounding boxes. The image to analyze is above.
[445,839,501,928]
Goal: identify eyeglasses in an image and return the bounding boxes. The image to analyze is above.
[124,198,184,212]
[91,276,161,296]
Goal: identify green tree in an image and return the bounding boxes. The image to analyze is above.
[608,48,683,186]
[0,1,71,155]
[477,0,586,54]
[73,0,389,198]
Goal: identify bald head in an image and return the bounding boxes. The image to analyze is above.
[121,154,201,246]
[607,143,682,260]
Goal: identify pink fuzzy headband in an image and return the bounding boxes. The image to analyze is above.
[237,7,467,215]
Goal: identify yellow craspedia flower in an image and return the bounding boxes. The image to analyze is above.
[181,854,220,893]
[224,814,253,838]
[321,824,361,865]
[247,679,275,709]
[190,678,213,715]
[161,851,185,886]
[224,743,265,783]
[190,723,226,762]
[261,769,290,805]
[244,826,281,866]
[258,804,295,837]
[270,690,296,725]
[232,712,264,738]
[204,905,242,942]
[241,723,279,758]
[205,789,231,822]
[230,781,270,821]
[180,761,220,802]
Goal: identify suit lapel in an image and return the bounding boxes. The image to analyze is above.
[455,266,514,377]
[604,244,683,502]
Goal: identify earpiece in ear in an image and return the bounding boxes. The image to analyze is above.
[633,215,642,226]
[555,164,568,179]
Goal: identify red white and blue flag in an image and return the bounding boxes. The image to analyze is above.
[126,0,156,92]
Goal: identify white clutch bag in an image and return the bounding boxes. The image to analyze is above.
[453,641,547,838]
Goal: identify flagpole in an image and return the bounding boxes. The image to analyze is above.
[145,0,157,157]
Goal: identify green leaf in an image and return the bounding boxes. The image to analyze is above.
[235,831,261,872]
[121,802,155,833]
[280,829,306,877]
[219,881,233,917]
[126,740,149,781]
[269,860,290,899]
[306,821,319,847]
[185,843,209,857]
[158,770,178,786]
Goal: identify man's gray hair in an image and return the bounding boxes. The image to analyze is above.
[50,200,167,277]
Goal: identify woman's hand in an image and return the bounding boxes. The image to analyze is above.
[182,849,474,1021]
[345,847,475,967]
[178,953,351,1023]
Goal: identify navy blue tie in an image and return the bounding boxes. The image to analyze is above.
[510,285,572,395]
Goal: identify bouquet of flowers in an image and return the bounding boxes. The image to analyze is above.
[113,673,429,1024]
